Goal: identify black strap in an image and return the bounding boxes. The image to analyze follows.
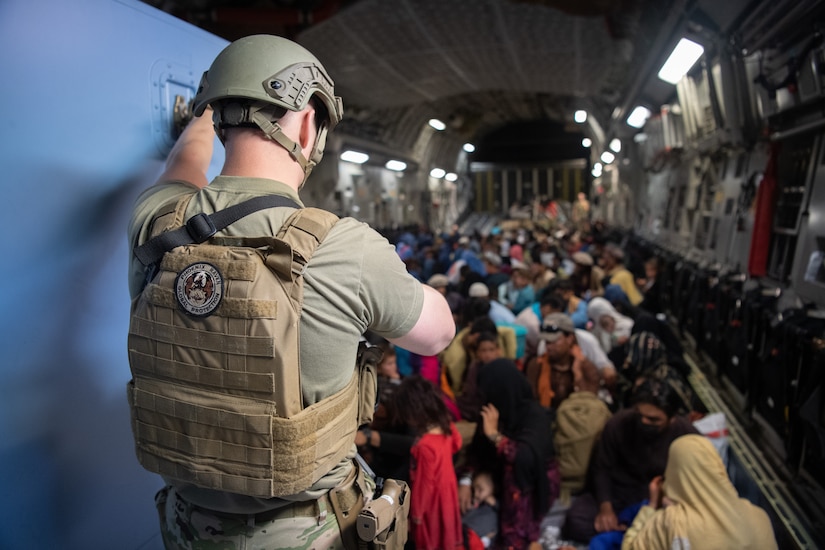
[134,194,301,267]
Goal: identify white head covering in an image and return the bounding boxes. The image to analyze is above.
[586,297,633,352]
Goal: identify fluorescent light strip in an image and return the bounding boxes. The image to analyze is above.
[627,106,651,129]
[658,38,704,84]
[340,150,369,164]
[428,118,446,131]
[385,160,407,171]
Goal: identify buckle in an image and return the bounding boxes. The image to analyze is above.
[186,213,217,243]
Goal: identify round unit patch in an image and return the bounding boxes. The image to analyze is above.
[175,262,224,317]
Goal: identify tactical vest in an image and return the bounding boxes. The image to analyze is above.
[128,194,379,498]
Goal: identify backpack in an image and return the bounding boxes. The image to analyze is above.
[128,193,380,498]
[553,391,612,504]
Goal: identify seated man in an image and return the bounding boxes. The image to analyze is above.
[551,278,589,329]
[517,294,616,387]
[562,376,698,544]
[524,313,601,410]
[599,243,642,306]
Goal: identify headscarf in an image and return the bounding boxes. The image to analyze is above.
[623,331,668,381]
[640,364,694,417]
[587,297,634,352]
[476,359,555,517]
[631,313,689,376]
[657,434,776,549]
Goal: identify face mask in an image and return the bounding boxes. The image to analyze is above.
[636,416,664,440]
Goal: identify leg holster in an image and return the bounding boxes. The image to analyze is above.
[356,479,411,550]
[329,460,375,549]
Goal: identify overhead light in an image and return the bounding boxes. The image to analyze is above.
[658,38,704,84]
[430,168,446,178]
[582,138,592,148]
[600,151,615,164]
[340,150,369,164]
[385,160,407,171]
[593,162,602,171]
[428,118,446,131]
[574,110,587,123]
[633,133,648,143]
[463,143,476,153]
[592,167,602,177]
[609,138,622,153]
[626,106,652,128]
[445,172,458,182]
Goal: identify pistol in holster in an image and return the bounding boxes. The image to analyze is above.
[356,479,411,549]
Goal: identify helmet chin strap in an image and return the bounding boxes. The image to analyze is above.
[249,108,316,186]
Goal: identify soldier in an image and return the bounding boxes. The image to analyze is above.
[127,35,454,549]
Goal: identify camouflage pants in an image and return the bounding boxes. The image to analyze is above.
[156,485,346,550]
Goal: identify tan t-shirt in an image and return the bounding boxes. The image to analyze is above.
[128,176,424,512]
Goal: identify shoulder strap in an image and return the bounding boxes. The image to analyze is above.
[266,207,340,307]
[133,194,301,267]
[277,207,340,272]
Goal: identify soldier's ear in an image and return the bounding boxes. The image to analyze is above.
[298,105,317,151]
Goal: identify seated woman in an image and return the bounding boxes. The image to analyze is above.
[629,312,689,377]
[621,434,778,550]
[459,359,559,550]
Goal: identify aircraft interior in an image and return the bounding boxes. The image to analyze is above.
[1,0,824,547]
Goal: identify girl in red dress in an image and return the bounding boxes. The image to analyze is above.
[393,375,464,550]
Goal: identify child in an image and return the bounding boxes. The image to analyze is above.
[376,343,402,406]
[462,470,499,548]
[393,375,464,550]
[457,332,506,421]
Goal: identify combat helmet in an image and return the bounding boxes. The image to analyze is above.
[193,34,343,182]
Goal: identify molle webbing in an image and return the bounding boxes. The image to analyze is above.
[127,197,352,498]
[128,369,359,497]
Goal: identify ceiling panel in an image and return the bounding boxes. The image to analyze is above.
[141,0,771,155]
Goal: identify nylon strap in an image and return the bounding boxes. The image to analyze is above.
[250,110,311,172]
[133,194,301,267]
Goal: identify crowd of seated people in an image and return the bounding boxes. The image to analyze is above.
[356,212,777,550]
